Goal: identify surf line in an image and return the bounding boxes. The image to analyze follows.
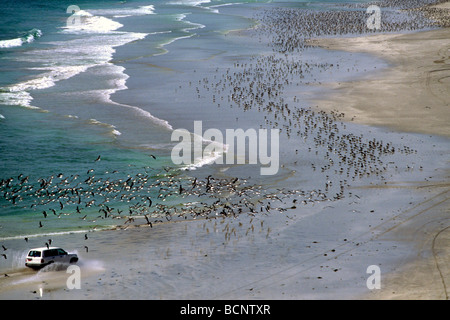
[171,120,280,175]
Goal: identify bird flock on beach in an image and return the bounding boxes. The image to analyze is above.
[0,0,445,262]
[190,1,426,189]
[253,0,449,53]
[0,161,336,261]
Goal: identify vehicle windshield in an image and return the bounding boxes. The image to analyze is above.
[28,250,41,257]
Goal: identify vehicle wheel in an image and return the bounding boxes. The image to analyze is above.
[70,258,78,264]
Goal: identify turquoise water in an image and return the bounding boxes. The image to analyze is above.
[0,0,271,238]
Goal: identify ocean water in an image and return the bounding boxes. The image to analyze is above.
[0,0,437,242]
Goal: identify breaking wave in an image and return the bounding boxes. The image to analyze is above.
[0,29,42,48]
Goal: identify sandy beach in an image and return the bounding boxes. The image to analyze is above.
[309,3,450,299]
[0,1,449,302]
[309,20,450,137]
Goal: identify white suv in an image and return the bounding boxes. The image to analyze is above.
[25,247,78,269]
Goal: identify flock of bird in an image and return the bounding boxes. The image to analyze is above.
[1,0,443,262]
[254,0,448,54]
[0,158,339,260]
[191,5,423,189]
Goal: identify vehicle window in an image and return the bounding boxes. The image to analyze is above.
[43,249,57,257]
[57,249,67,255]
[28,250,41,257]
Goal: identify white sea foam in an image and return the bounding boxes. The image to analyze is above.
[183,151,225,171]
[209,2,243,13]
[0,6,175,143]
[0,90,36,108]
[210,2,242,8]
[8,65,90,93]
[88,118,112,126]
[87,5,155,18]
[153,13,204,55]
[0,29,42,48]
[87,119,125,139]
[0,64,91,108]
[0,228,102,242]
[180,133,229,171]
[176,13,206,31]
[0,28,146,109]
[62,10,123,34]
[106,98,174,131]
[0,38,25,48]
[169,0,211,6]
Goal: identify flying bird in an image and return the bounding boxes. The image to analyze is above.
[95,155,101,162]
[144,215,152,228]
